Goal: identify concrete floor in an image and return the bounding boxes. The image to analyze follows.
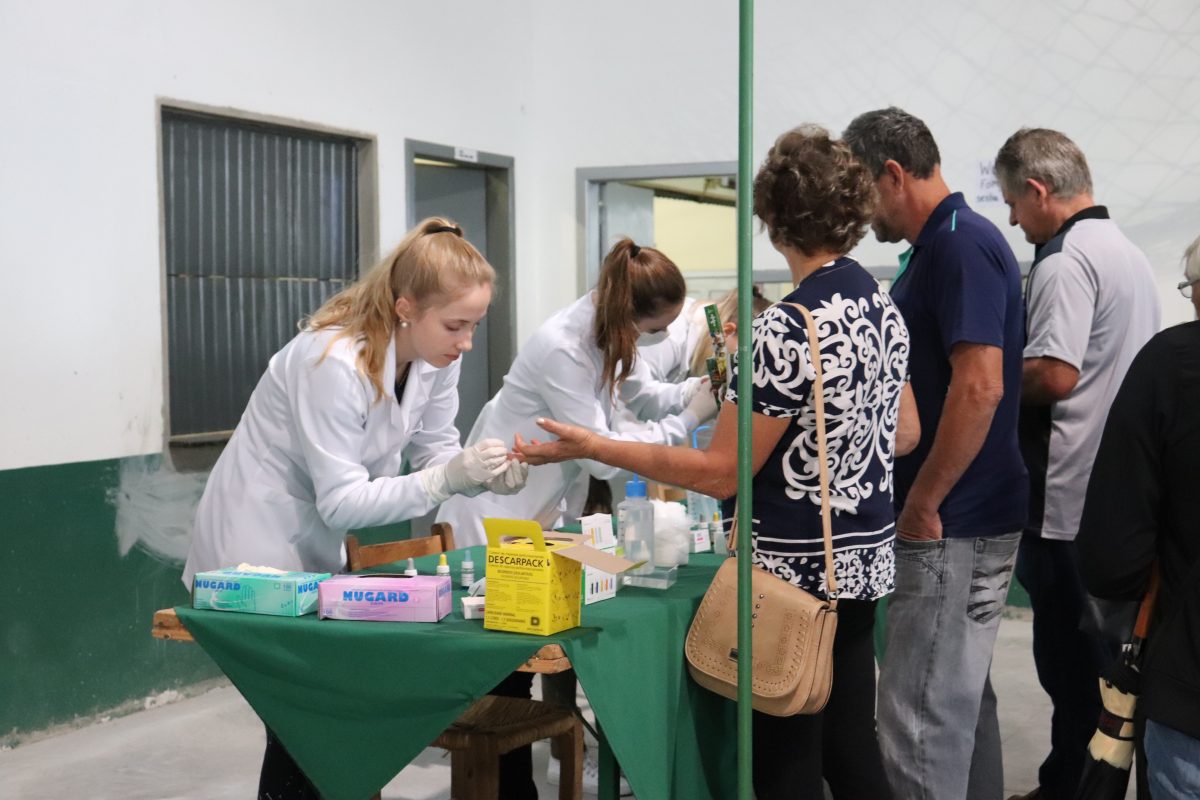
[1,615,1135,800]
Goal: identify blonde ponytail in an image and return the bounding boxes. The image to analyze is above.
[307,217,494,401]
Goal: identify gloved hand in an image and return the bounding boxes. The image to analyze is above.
[419,439,509,504]
[679,376,707,408]
[679,383,719,429]
[484,458,529,496]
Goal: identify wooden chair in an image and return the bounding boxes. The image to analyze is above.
[434,695,582,800]
[345,522,458,572]
[347,524,583,800]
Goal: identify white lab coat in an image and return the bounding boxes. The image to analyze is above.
[568,297,704,512]
[436,293,698,546]
[183,328,463,585]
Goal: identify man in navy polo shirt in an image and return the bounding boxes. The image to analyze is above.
[845,107,1027,800]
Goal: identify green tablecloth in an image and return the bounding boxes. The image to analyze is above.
[176,548,735,800]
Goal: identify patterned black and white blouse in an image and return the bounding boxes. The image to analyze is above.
[727,257,910,600]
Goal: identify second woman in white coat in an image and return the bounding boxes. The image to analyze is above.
[437,238,718,545]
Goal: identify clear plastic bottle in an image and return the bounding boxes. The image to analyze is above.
[685,426,718,553]
[618,476,653,564]
[620,476,677,589]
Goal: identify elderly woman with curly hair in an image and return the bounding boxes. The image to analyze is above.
[517,125,918,799]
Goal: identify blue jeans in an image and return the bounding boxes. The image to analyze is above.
[877,532,1020,800]
[1146,719,1200,799]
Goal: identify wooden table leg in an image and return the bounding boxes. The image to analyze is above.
[555,717,584,800]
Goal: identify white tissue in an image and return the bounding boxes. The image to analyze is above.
[234,563,289,575]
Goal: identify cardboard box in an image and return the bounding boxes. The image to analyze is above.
[648,481,687,503]
[579,513,619,605]
[317,574,452,622]
[483,518,639,636]
[192,568,330,617]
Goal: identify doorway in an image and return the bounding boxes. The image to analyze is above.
[576,163,905,301]
[406,140,515,443]
[575,162,797,301]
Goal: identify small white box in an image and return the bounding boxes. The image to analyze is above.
[580,513,619,604]
[461,595,486,619]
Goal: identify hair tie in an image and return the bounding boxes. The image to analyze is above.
[629,243,642,258]
[428,224,462,237]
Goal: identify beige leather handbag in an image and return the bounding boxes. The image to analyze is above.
[684,302,839,717]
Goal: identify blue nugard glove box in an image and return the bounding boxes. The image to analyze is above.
[192,568,331,617]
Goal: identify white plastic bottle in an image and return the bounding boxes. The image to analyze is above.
[459,556,475,589]
[619,476,677,589]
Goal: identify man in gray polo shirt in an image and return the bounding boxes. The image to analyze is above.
[995,128,1160,800]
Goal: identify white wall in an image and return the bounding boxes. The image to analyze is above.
[0,0,536,470]
[4,0,1199,470]
[528,0,1200,317]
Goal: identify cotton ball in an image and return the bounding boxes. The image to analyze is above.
[651,499,691,567]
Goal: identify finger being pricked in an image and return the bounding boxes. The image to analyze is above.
[512,434,543,463]
[513,442,552,465]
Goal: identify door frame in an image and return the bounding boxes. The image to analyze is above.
[405,139,516,398]
[576,161,737,292]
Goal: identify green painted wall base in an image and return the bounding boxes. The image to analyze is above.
[0,455,417,744]
[0,458,220,743]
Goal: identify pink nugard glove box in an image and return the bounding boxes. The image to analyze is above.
[318,574,453,622]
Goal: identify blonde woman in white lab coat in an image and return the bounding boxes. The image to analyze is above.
[436,238,718,546]
[184,217,527,585]
[183,217,531,799]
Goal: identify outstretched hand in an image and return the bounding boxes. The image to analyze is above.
[513,418,599,465]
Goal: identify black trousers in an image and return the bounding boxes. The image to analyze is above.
[258,672,538,800]
[752,598,892,800]
[1015,533,1118,800]
[259,728,320,800]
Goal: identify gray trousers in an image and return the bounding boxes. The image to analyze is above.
[877,532,1020,800]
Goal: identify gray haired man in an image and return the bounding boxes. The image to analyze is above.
[996,128,1160,800]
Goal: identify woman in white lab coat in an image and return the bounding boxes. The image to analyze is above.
[184,217,530,799]
[436,238,718,546]
[184,216,527,584]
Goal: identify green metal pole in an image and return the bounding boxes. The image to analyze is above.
[736,0,754,797]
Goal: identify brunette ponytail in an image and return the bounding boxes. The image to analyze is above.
[593,238,686,394]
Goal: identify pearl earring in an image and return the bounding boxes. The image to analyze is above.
[398,320,409,329]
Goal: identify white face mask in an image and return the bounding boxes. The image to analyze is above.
[637,329,670,347]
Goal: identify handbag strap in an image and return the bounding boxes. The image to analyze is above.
[780,302,837,601]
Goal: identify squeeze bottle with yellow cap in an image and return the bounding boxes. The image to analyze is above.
[436,554,450,577]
